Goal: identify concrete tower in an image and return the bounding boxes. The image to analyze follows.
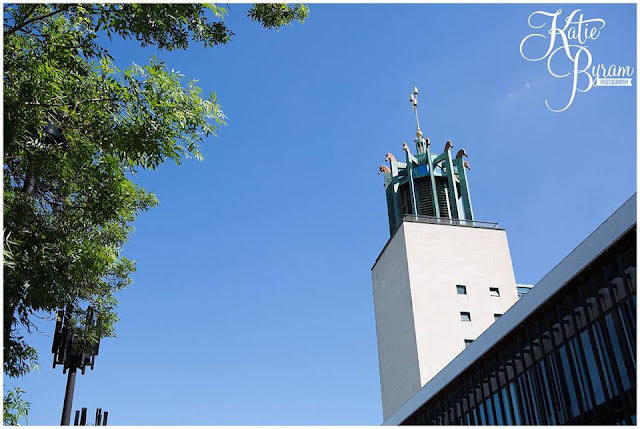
[372,88,521,420]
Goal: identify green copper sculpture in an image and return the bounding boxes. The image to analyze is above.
[379,87,474,234]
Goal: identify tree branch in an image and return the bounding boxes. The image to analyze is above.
[24,97,118,107]
[4,4,71,37]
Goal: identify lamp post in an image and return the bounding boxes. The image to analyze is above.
[52,306,100,425]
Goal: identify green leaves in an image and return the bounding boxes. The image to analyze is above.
[3,387,30,426]
[93,4,235,51]
[3,2,309,405]
[248,4,309,30]
[4,3,226,383]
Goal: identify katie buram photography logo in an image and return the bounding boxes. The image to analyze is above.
[520,9,634,112]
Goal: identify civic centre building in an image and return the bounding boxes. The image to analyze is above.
[371,89,636,425]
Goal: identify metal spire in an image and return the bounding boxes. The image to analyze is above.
[409,86,423,139]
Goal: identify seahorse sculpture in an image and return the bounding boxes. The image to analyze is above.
[379,165,390,175]
[463,160,471,170]
[456,149,468,159]
[444,140,453,152]
[385,152,396,163]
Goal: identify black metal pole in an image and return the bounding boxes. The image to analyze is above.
[60,366,77,425]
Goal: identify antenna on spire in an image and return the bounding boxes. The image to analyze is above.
[409,86,423,139]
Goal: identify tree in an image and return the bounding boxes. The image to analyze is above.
[3,1,308,391]
[3,387,30,425]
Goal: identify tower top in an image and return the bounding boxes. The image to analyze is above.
[378,87,475,234]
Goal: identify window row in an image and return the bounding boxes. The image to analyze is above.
[459,312,503,322]
[456,285,501,297]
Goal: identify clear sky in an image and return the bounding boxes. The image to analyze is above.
[7,3,636,425]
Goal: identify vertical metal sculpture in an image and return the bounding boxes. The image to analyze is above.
[73,407,109,426]
[379,87,475,234]
[52,306,100,425]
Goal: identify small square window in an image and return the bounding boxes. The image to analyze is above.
[490,287,500,297]
[464,339,474,348]
[494,313,503,321]
[456,285,467,295]
[460,312,471,322]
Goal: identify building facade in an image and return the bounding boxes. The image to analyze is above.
[371,215,522,419]
[372,89,525,420]
[371,89,636,425]
[383,195,636,425]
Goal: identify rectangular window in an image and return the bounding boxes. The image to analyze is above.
[457,285,467,295]
[461,312,471,322]
[494,314,503,321]
[465,339,474,348]
[490,287,501,297]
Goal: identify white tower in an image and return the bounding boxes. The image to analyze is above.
[372,88,520,420]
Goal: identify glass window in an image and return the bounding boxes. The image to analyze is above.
[592,321,618,398]
[477,402,486,425]
[493,392,504,425]
[460,312,471,322]
[509,382,522,424]
[618,303,636,368]
[559,345,581,418]
[485,395,495,425]
[501,386,513,424]
[525,369,542,424]
[537,359,556,424]
[547,353,568,424]
[464,339,473,348]
[580,330,605,405]
[457,284,467,295]
[494,313,502,321]
[517,286,530,297]
[517,375,533,424]
[490,287,500,297]
[605,313,632,391]
[569,338,593,411]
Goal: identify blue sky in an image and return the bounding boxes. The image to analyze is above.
[8,3,636,425]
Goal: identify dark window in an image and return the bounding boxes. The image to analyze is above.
[490,287,501,297]
[494,314,503,321]
[464,339,474,348]
[461,312,471,322]
[457,285,467,295]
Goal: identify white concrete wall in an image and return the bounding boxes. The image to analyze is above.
[403,222,519,387]
[371,225,421,420]
[372,222,519,420]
